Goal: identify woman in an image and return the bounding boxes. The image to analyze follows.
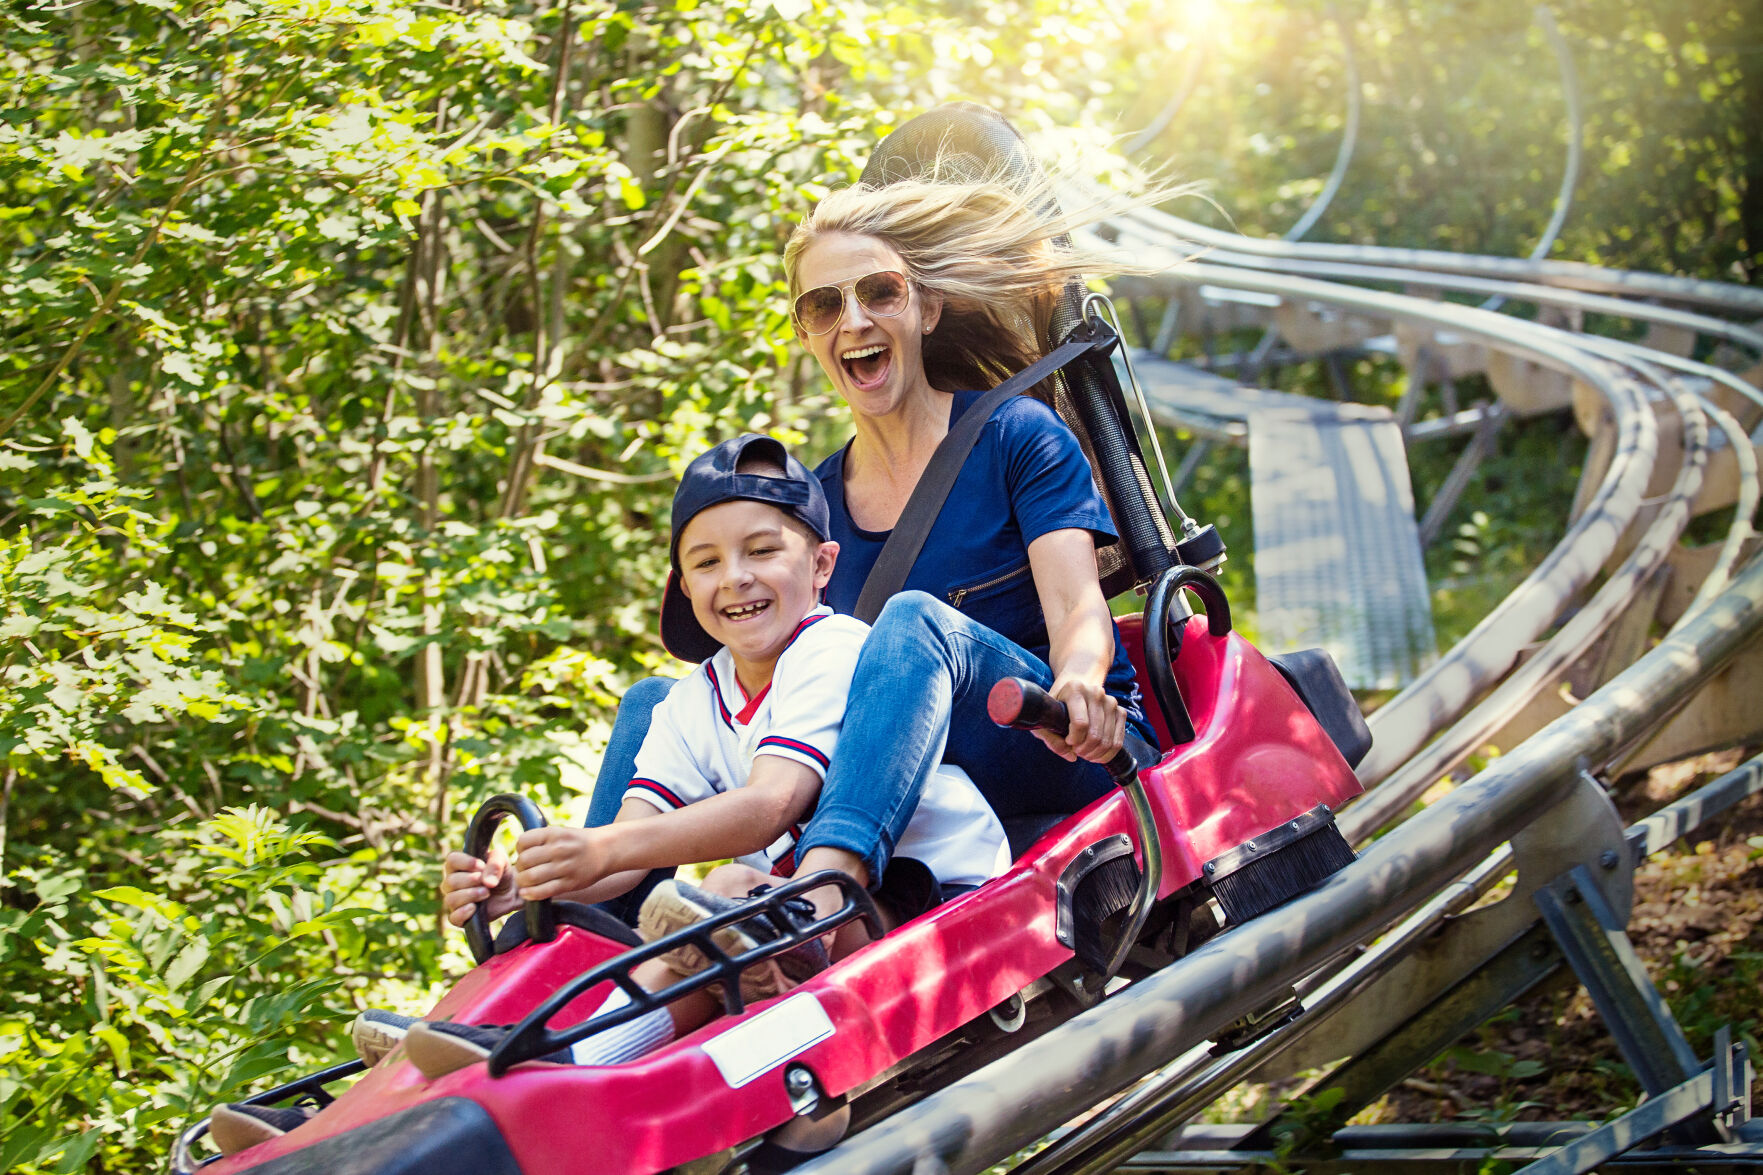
[588,170,1158,927]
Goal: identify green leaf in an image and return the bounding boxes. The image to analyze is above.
[93,1024,131,1073]
[164,939,210,993]
[54,1129,103,1174]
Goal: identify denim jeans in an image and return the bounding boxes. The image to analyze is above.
[585,675,675,925]
[584,593,1146,907]
[792,591,1135,884]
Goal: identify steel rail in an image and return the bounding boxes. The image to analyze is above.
[1094,229,1763,357]
[1015,746,1763,1175]
[1340,372,1710,841]
[1281,8,1361,244]
[1100,243,1758,798]
[1124,38,1208,157]
[1512,7,1583,271]
[1013,850,1518,1175]
[1591,339,1763,414]
[1477,6,1583,313]
[1669,392,1758,627]
[1111,260,1661,787]
[796,552,1763,1175]
[1628,752,1763,857]
[1119,201,1763,315]
[1023,363,1732,1164]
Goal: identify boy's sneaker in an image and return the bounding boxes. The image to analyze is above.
[637,880,829,1003]
[403,1021,573,1079]
[209,1103,317,1156]
[350,1009,418,1066]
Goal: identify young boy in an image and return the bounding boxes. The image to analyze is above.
[209,434,1006,1155]
[411,433,1008,1076]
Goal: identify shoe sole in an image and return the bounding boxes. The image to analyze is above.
[209,1106,306,1156]
[350,1016,409,1067]
[638,884,790,1004]
[404,1022,495,1079]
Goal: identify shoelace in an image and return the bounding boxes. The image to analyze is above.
[743,885,818,939]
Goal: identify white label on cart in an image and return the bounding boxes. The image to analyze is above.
[701,992,834,1088]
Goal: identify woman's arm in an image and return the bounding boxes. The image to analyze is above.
[511,759,824,901]
[1027,527,1126,763]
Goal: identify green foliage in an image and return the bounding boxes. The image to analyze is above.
[0,0,1753,1168]
[1119,0,1759,281]
[0,806,379,1171]
[2,426,249,794]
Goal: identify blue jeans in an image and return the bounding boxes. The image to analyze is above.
[585,594,1144,907]
[586,675,675,925]
[794,591,1136,883]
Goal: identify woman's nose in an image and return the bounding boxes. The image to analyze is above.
[839,288,873,331]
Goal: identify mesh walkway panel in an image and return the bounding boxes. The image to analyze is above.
[1132,350,1437,689]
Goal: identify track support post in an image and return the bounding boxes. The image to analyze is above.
[1508,1029,1751,1175]
[1531,864,1724,1146]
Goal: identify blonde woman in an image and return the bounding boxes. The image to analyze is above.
[774,175,1158,922]
[530,167,1160,941]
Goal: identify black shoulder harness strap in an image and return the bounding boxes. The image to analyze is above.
[852,332,1112,624]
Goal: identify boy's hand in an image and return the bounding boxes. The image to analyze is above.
[440,846,518,928]
[513,826,614,902]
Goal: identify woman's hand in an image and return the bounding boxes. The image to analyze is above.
[1038,674,1126,764]
[440,846,519,928]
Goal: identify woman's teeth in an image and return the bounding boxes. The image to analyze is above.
[841,343,891,386]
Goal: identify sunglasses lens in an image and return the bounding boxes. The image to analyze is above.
[856,271,908,316]
[793,271,911,334]
[794,286,844,334]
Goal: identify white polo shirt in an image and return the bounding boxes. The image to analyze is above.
[623,606,1010,889]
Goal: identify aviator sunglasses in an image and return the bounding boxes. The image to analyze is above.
[791,270,912,336]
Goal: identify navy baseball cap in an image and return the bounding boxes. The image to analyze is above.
[660,434,833,662]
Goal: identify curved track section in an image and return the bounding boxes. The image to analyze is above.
[801,187,1762,1175]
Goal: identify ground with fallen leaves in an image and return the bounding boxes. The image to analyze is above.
[1373,747,1763,1124]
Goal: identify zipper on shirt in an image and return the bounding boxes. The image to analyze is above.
[947,561,1032,608]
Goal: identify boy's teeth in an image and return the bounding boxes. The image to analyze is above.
[725,601,768,618]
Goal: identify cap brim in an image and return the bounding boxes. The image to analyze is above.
[660,570,722,663]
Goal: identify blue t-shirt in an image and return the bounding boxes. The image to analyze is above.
[815,390,1151,740]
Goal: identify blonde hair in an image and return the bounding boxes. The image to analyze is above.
[784,167,1159,399]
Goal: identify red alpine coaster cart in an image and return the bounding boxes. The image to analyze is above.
[173,104,1372,1175]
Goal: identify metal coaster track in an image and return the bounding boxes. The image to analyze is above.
[797,130,1763,1175]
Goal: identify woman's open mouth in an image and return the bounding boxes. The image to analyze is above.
[841,343,892,391]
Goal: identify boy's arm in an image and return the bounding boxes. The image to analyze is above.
[513,756,822,902]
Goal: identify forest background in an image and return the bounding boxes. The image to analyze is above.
[1,0,1756,1169]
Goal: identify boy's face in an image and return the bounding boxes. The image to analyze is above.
[677,499,838,675]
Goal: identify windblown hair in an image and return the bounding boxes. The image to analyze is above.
[783,163,1167,399]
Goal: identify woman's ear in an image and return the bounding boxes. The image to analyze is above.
[919,290,943,335]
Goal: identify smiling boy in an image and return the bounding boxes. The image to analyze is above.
[208,434,1011,1155]
[410,434,1007,1077]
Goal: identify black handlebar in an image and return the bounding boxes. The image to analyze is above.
[986,678,1158,785]
[462,793,555,965]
